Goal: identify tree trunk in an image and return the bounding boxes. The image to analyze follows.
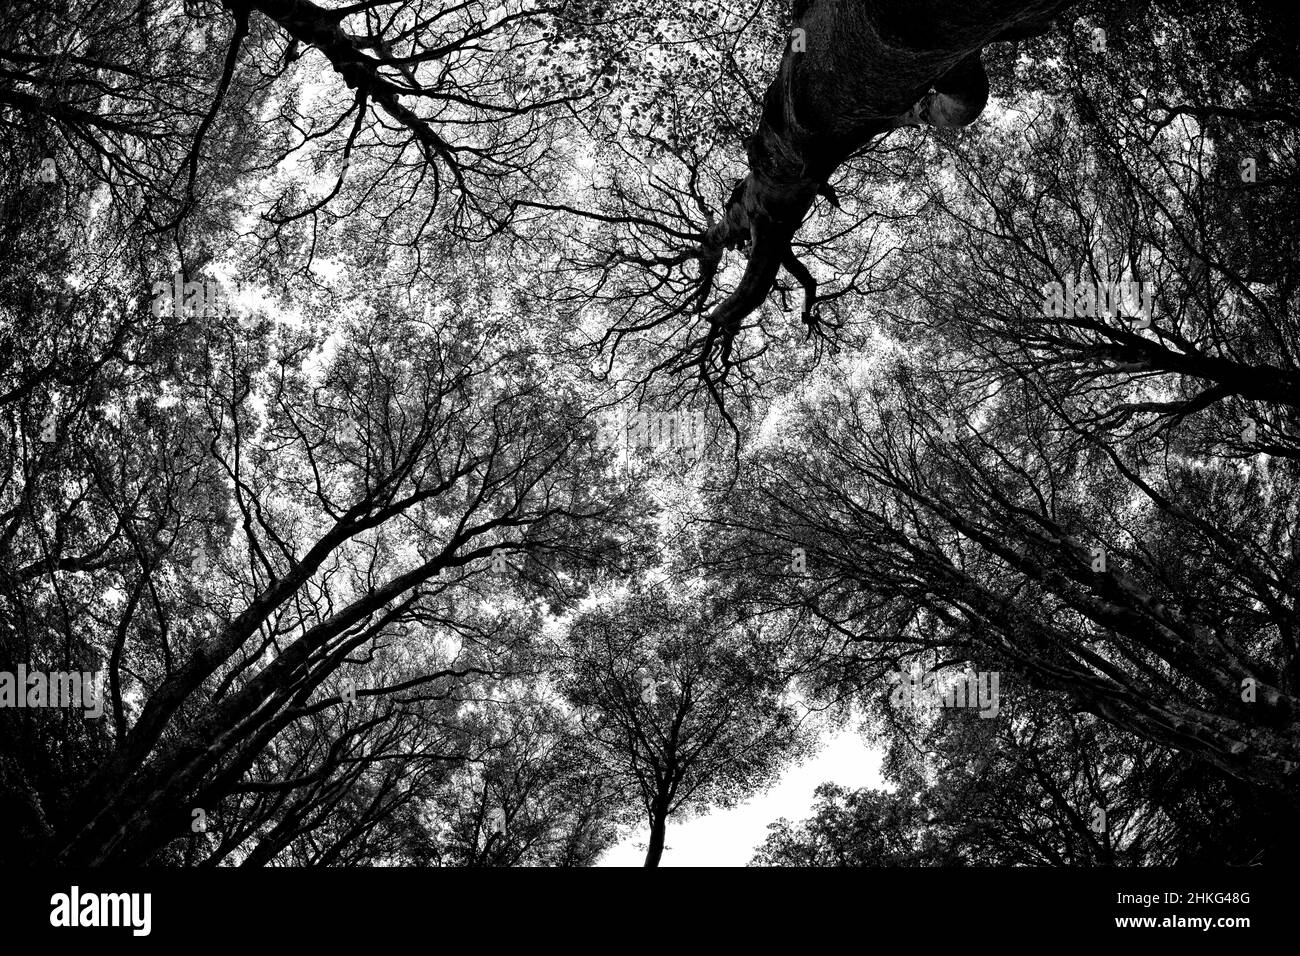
[696,0,1081,376]
[644,806,668,867]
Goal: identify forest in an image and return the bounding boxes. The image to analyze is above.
[1,0,1297,868]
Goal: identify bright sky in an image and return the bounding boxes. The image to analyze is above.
[597,731,885,867]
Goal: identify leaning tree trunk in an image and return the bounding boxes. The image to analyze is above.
[644,802,669,867]
[694,0,1080,376]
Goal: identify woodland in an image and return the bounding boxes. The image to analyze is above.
[1,0,1297,866]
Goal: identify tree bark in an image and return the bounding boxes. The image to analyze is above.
[695,0,1080,379]
[644,804,669,867]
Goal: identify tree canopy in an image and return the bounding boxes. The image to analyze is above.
[1,0,1296,866]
